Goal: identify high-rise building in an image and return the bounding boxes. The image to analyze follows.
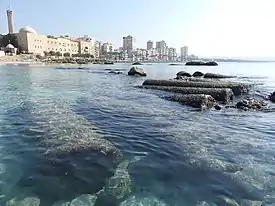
[156,40,168,61]
[7,9,14,34]
[180,46,188,62]
[146,40,153,50]
[168,47,177,61]
[122,35,135,53]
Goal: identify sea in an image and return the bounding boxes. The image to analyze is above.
[0,62,275,206]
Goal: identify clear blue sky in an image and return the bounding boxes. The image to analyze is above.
[0,0,274,58]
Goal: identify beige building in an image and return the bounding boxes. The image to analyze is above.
[17,26,93,56]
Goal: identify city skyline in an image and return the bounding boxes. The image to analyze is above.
[0,0,274,58]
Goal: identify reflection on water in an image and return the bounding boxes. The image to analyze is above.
[0,63,275,205]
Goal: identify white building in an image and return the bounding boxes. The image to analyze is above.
[180,46,188,62]
[156,40,168,61]
[17,26,95,56]
[168,47,177,62]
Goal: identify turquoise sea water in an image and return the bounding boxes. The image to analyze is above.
[0,62,275,205]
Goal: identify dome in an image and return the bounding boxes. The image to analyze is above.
[19,26,37,34]
[6,44,15,49]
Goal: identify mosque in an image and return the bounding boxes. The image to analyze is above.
[0,9,99,57]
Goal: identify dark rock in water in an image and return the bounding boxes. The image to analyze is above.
[176,71,192,77]
[109,71,123,74]
[193,71,204,77]
[169,63,182,66]
[270,95,275,103]
[204,73,237,79]
[164,94,216,108]
[265,91,275,103]
[204,61,218,66]
[104,61,114,65]
[214,105,222,110]
[185,61,218,66]
[132,62,143,65]
[235,97,267,110]
[142,79,250,96]
[139,85,234,102]
[128,67,147,77]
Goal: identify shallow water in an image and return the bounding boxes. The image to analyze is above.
[0,62,275,205]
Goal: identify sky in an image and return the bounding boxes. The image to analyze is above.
[0,0,274,58]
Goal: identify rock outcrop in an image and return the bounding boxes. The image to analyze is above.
[164,94,216,108]
[142,79,250,96]
[128,67,147,77]
[235,97,267,110]
[185,61,218,66]
[192,71,204,77]
[176,71,192,78]
[204,72,237,79]
[139,85,234,102]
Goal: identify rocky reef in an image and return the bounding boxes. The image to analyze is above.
[8,97,124,205]
[142,79,250,96]
[139,71,271,111]
[185,61,218,66]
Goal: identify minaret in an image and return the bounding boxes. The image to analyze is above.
[7,9,14,34]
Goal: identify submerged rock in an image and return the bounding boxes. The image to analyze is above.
[70,194,97,206]
[204,73,237,79]
[164,94,216,108]
[6,196,40,206]
[128,67,147,77]
[139,85,234,102]
[193,71,204,77]
[97,156,144,201]
[22,98,123,201]
[142,79,250,96]
[119,195,167,206]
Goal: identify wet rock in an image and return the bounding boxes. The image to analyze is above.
[132,62,142,65]
[109,71,123,74]
[196,201,217,206]
[176,71,192,77]
[169,63,182,66]
[214,105,222,110]
[235,97,267,110]
[185,61,218,66]
[164,94,216,108]
[52,201,70,206]
[204,73,237,79]
[142,79,250,96]
[128,67,147,77]
[240,200,262,206]
[215,196,240,206]
[119,195,167,206]
[193,71,204,77]
[6,196,40,206]
[139,85,234,102]
[70,194,97,206]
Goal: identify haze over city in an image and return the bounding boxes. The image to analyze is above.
[0,0,274,59]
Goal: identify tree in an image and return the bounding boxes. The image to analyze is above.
[90,54,94,58]
[63,52,70,57]
[44,51,49,56]
[36,54,42,59]
[49,51,56,56]
[56,51,62,57]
